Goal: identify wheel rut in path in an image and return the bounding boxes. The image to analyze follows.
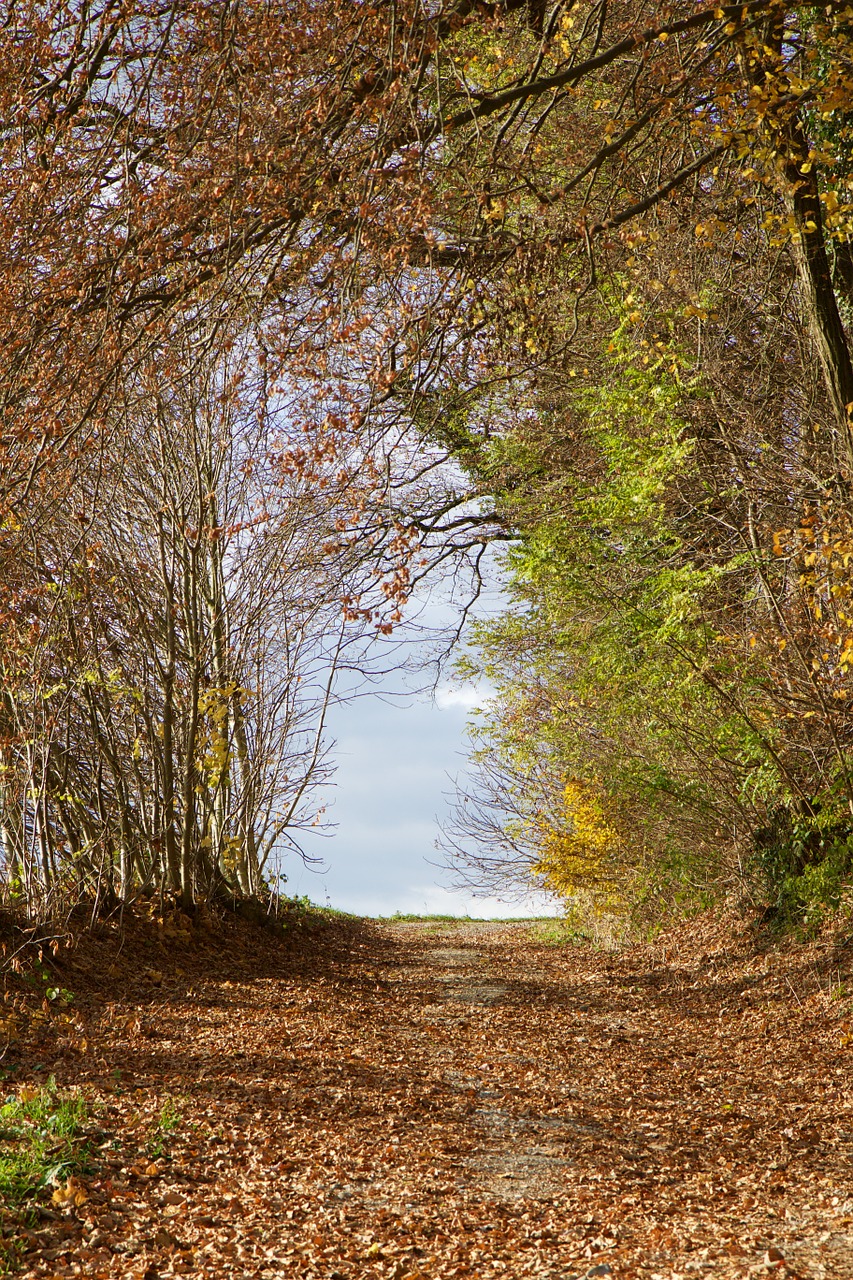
[402,934,574,1203]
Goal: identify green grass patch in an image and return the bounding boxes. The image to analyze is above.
[277,896,360,925]
[382,913,554,924]
[0,1079,94,1271]
[147,1097,182,1159]
[0,1079,89,1207]
[525,918,590,946]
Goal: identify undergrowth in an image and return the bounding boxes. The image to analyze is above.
[0,1080,91,1270]
[526,919,591,947]
[147,1096,182,1159]
[0,1079,88,1204]
[751,821,853,936]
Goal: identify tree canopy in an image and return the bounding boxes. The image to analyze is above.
[2,0,853,926]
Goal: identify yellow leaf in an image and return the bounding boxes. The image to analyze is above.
[52,1176,88,1207]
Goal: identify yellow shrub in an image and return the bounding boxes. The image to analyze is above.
[534,779,624,911]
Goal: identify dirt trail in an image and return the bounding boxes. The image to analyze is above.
[12,913,853,1279]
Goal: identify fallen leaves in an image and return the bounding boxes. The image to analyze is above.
[50,1176,88,1208]
[4,909,853,1278]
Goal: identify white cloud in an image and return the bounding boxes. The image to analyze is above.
[291,676,526,918]
[434,685,490,712]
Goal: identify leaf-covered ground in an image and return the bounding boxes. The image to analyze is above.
[4,907,853,1278]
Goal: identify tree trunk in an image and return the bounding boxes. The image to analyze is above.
[781,111,853,474]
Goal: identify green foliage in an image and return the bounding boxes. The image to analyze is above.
[752,815,853,933]
[147,1097,182,1159]
[525,919,591,947]
[578,327,695,539]
[0,1080,88,1207]
[628,844,719,937]
[446,313,780,930]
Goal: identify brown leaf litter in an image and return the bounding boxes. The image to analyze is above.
[2,905,853,1279]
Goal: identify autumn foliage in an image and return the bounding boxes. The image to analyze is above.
[2,0,853,925]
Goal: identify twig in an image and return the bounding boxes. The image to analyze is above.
[785,976,804,1008]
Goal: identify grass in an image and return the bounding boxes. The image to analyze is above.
[147,1096,182,1159]
[283,903,563,927]
[0,1079,89,1207]
[382,913,558,926]
[0,1080,96,1272]
[277,896,359,925]
[378,915,595,947]
[526,918,591,946]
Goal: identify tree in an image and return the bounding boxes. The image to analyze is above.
[0,0,509,915]
[5,0,853,924]
[0,315,429,913]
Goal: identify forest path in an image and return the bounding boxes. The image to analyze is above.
[15,913,853,1279]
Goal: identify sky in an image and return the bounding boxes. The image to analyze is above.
[288,676,560,920]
